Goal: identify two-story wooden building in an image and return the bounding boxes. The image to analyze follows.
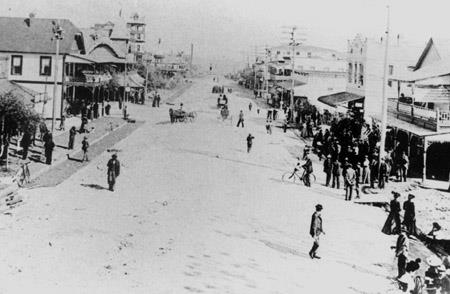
[0,16,84,118]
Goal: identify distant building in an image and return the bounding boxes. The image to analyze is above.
[93,13,146,63]
[318,34,422,120]
[265,44,347,108]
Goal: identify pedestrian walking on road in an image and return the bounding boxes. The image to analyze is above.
[265,119,272,134]
[344,164,356,201]
[107,154,121,191]
[323,154,332,187]
[81,136,89,162]
[382,191,402,235]
[237,110,244,128]
[309,204,324,259]
[44,133,55,165]
[249,102,252,111]
[332,158,341,189]
[283,118,288,133]
[403,194,417,236]
[246,133,254,153]
[68,126,76,150]
[20,132,32,160]
[394,227,409,279]
[302,155,313,187]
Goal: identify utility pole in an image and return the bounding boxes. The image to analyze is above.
[253,46,258,96]
[379,6,390,163]
[123,41,129,107]
[264,46,269,99]
[51,21,64,133]
[289,26,298,122]
[144,53,149,105]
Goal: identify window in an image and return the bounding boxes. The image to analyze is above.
[359,63,364,86]
[276,51,280,55]
[307,52,312,58]
[354,63,358,83]
[388,80,392,87]
[137,44,141,52]
[360,48,363,54]
[40,56,52,76]
[389,65,394,75]
[11,55,22,75]
[348,63,353,83]
[296,51,300,56]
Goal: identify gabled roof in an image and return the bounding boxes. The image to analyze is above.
[80,28,126,60]
[110,18,129,40]
[0,17,81,54]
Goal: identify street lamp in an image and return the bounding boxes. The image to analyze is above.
[51,21,64,133]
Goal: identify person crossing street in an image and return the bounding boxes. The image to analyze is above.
[237,110,245,128]
[107,154,121,191]
[309,204,324,259]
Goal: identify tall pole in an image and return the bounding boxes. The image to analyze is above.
[379,6,390,162]
[254,46,257,95]
[264,46,269,99]
[144,56,149,104]
[123,41,128,105]
[290,27,297,122]
[51,23,63,133]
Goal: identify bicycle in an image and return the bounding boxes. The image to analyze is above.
[281,167,316,185]
[12,161,31,187]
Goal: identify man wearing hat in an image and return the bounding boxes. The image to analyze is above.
[344,163,356,201]
[403,194,417,236]
[382,191,402,235]
[309,204,324,259]
[107,154,121,191]
[323,154,333,187]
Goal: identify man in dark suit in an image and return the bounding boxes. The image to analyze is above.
[309,204,324,259]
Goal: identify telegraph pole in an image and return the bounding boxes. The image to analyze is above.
[379,6,390,163]
[51,21,64,133]
[288,26,298,122]
[253,46,258,96]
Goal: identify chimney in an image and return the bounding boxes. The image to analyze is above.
[25,12,36,27]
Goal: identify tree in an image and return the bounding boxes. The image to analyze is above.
[0,91,41,163]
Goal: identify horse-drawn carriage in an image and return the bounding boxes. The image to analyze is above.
[169,108,197,123]
[212,85,225,94]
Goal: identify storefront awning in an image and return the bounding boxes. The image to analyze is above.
[275,80,306,89]
[0,79,41,106]
[317,92,364,108]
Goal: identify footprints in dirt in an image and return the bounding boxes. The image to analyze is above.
[183,252,260,292]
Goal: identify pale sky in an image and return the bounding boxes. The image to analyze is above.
[1,0,450,72]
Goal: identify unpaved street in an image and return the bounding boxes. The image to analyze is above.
[0,77,412,293]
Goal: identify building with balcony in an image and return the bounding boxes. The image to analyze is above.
[92,13,146,63]
[388,38,450,181]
